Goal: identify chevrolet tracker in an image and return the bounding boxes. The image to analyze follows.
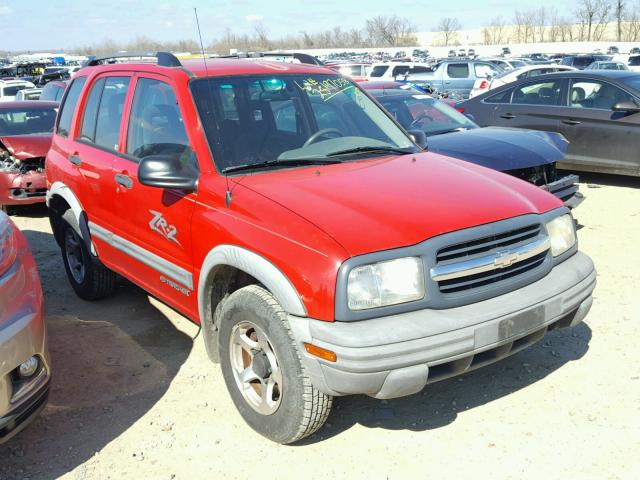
[45,53,596,444]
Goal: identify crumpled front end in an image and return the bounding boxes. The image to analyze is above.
[0,149,46,206]
[505,163,584,209]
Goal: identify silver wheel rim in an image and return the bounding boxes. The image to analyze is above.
[229,321,283,415]
[64,228,85,284]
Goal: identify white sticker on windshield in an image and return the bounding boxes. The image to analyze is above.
[412,94,430,99]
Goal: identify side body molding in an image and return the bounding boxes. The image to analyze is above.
[198,245,307,321]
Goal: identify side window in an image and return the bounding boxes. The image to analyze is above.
[447,63,470,79]
[474,63,497,78]
[93,77,130,151]
[55,87,65,101]
[484,88,512,104]
[80,78,106,142]
[512,80,563,106]
[569,80,636,110]
[126,78,194,165]
[56,77,86,137]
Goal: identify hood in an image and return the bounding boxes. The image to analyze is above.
[0,134,52,160]
[236,152,562,256]
[427,127,568,171]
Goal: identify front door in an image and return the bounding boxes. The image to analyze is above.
[111,74,198,316]
[558,78,640,175]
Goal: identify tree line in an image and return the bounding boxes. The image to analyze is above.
[438,0,640,46]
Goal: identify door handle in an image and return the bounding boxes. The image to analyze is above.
[68,154,81,166]
[562,119,581,126]
[114,173,133,189]
[500,113,516,119]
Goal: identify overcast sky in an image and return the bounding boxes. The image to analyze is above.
[2,0,570,51]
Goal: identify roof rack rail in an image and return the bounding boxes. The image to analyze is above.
[217,52,323,66]
[84,52,182,68]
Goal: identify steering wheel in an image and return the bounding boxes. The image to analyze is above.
[409,112,434,129]
[303,128,344,147]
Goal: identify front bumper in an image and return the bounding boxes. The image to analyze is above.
[0,170,47,206]
[543,174,584,209]
[289,251,595,399]
[0,228,49,443]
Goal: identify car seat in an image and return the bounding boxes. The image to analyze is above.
[571,87,586,106]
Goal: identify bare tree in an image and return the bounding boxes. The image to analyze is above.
[533,8,548,42]
[615,0,625,41]
[435,17,461,46]
[513,9,536,43]
[622,3,640,41]
[365,16,417,47]
[481,16,506,44]
[576,0,613,41]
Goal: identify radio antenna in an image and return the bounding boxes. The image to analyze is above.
[194,7,233,206]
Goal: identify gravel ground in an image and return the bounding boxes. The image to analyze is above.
[0,172,639,480]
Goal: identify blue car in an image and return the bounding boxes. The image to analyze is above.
[362,81,583,208]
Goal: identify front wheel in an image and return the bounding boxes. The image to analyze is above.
[218,285,332,444]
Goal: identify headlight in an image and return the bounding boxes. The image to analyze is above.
[546,214,576,257]
[0,219,18,275]
[347,257,425,310]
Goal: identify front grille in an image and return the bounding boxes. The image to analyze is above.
[433,223,548,295]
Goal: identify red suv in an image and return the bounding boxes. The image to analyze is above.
[46,53,596,444]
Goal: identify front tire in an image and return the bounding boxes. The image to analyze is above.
[218,285,332,444]
[60,220,116,300]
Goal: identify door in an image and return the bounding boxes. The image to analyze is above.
[111,74,198,310]
[73,74,131,231]
[487,78,567,132]
[558,78,640,175]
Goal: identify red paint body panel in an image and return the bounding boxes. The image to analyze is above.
[46,59,564,323]
[0,134,50,206]
[0,135,51,160]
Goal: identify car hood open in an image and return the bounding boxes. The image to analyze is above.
[0,134,52,160]
[236,151,562,256]
[427,127,568,171]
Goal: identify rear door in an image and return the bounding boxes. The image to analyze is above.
[558,77,640,175]
[73,74,132,232]
[111,73,198,312]
[443,62,472,96]
[486,77,568,132]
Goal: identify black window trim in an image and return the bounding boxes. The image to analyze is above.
[55,76,87,138]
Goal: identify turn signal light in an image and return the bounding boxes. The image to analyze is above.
[304,343,337,362]
[479,80,489,89]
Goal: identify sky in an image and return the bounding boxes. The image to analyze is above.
[1,0,570,52]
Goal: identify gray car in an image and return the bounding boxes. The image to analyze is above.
[457,70,640,176]
[0,211,50,443]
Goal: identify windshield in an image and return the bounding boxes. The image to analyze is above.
[376,94,478,137]
[191,74,416,172]
[0,106,57,135]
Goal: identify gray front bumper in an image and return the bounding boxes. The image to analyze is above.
[289,252,596,399]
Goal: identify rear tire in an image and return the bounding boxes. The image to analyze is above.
[60,219,116,300]
[218,285,332,444]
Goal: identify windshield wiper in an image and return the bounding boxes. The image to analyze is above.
[222,157,343,175]
[325,146,416,157]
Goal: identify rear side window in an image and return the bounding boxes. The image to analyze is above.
[629,56,640,66]
[447,63,470,78]
[56,77,87,137]
[512,80,563,106]
[55,87,65,101]
[370,65,388,77]
[86,77,130,151]
[474,63,498,78]
[40,83,59,101]
[126,78,193,163]
[80,78,106,141]
[484,88,512,104]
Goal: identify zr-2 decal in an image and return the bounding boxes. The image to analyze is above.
[149,210,180,245]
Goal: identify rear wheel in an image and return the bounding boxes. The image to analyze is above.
[218,285,332,444]
[60,220,116,300]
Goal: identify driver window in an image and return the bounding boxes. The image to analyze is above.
[569,80,635,110]
[126,78,195,167]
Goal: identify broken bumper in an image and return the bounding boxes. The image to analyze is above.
[543,174,584,209]
[289,252,595,399]
[0,171,47,206]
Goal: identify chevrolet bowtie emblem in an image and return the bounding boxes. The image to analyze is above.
[494,251,519,268]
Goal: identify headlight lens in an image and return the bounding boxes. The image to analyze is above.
[0,219,18,275]
[546,214,576,257]
[347,257,425,310]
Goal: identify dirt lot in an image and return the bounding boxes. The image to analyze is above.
[0,172,639,480]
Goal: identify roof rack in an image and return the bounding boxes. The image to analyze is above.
[84,52,182,68]
[217,52,323,66]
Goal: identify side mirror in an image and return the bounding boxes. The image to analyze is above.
[407,129,427,149]
[612,100,640,113]
[138,154,198,192]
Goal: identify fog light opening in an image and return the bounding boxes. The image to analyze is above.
[18,356,40,378]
